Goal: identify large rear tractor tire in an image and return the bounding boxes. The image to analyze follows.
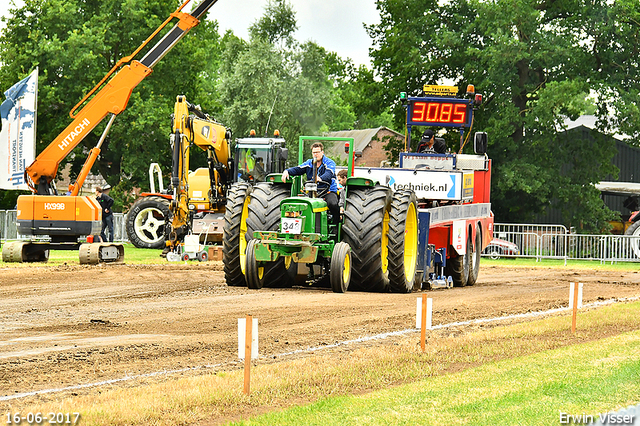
[330,242,351,293]
[446,227,471,287]
[223,182,252,286]
[342,185,392,292]
[625,221,640,258]
[388,190,419,293]
[244,183,293,288]
[126,196,171,249]
[467,224,482,286]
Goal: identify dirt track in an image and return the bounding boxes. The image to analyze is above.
[1,261,639,408]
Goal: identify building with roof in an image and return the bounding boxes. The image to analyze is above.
[323,127,405,167]
[561,115,629,141]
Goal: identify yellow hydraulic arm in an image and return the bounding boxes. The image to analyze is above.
[167,95,232,249]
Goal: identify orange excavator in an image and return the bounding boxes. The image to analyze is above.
[1,0,221,264]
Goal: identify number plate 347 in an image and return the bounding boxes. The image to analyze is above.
[281,218,302,234]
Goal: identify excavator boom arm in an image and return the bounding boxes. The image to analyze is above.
[24,0,220,193]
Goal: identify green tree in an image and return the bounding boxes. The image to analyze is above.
[335,63,395,130]
[0,0,223,211]
[367,0,636,230]
[217,4,335,163]
[248,0,298,47]
[218,0,398,167]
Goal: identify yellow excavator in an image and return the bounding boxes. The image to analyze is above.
[163,95,232,258]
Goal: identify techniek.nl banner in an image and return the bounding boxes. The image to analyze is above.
[0,68,38,191]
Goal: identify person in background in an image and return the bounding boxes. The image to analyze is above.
[417,129,435,153]
[433,137,447,154]
[95,186,114,243]
[282,142,340,224]
[337,169,348,214]
[251,157,266,181]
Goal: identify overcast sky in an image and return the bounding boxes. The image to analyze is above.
[0,0,380,67]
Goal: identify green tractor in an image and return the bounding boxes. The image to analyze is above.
[242,136,419,293]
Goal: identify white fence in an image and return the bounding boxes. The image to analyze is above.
[487,223,640,263]
[0,210,128,243]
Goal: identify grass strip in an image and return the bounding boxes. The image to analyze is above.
[234,329,640,426]
[14,300,640,425]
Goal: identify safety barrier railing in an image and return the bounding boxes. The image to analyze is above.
[494,223,568,236]
[485,223,640,263]
[483,231,538,258]
[0,210,128,243]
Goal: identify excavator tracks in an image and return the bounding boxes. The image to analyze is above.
[1,241,124,264]
[79,243,125,265]
[1,241,50,263]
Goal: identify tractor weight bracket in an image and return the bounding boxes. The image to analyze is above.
[291,246,318,263]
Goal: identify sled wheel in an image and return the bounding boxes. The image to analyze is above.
[467,224,482,286]
[446,226,471,287]
[126,196,171,249]
[625,221,640,258]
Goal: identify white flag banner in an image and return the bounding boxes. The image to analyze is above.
[0,68,38,190]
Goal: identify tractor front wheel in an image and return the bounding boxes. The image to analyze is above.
[245,239,265,289]
[245,183,293,288]
[330,242,352,293]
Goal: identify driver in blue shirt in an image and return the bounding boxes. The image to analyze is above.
[282,142,340,224]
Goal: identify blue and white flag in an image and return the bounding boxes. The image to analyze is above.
[0,68,38,190]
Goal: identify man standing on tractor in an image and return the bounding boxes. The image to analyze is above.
[282,142,340,224]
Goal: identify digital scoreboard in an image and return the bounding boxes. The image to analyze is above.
[407,97,473,128]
